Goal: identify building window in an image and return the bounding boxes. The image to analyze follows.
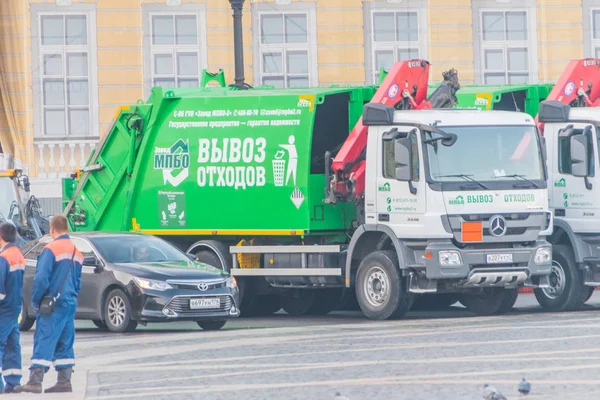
[258,12,311,88]
[371,11,420,83]
[38,14,91,137]
[150,14,203,89]
[592,10,600,58]
[480,10,530,84]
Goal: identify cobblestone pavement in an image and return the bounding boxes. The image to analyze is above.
[9,293,600,400]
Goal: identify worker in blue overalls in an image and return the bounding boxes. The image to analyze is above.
[14,215,83,394]
[0,222,25,394]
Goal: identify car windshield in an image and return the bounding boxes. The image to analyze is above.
[425,125,544,183]
[90,235,190,264]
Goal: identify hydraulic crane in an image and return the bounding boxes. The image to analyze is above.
[324,60,460,204]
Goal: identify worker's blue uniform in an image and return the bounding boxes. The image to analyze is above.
[0,243,25,393]
[30,234,82,372]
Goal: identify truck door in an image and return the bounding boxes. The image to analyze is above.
[376,127,426,234]
[550,123,600,230]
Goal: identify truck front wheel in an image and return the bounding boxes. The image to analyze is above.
[355,250,412,320]
[460,288,518,316]
[534,244,587,312]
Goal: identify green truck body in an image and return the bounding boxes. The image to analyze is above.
[63,85,379,242]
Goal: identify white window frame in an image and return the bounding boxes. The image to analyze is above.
[31,5,99,140]
[590,8,600,58]
[476,7,538,85]
[142,4,208,97]
[369,9,423,84]
[363,1,427,85]
[252,3,318,88]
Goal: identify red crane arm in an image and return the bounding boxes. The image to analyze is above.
[329,60,432,202]
[536,58,600,133]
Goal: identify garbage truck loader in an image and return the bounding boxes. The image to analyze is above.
[61,58,553,320]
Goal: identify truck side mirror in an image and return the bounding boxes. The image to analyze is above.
[540,136,547,162]
[570,134,589,178]
[394,137,413,182]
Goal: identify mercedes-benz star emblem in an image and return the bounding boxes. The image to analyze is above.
[489,215,507,237]
[198,283,209,291]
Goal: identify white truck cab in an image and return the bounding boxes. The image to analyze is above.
[349,104,553,318]
[533,100,600,311]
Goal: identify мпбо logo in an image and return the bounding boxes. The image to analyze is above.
[154,139,190,187]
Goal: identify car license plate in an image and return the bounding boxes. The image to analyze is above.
[486,254,513,264]
[190,298,220,309]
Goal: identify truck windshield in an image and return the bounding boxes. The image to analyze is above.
[425,125,544,184]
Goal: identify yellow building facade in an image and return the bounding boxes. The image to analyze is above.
[0,0,596,212]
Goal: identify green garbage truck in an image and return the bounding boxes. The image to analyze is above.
[61,58,554,320]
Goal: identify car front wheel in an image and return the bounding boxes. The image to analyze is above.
[104,289,138,333]
[197,320,226,330]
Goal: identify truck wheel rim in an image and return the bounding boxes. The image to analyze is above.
[542,261,566,299]
[108,296,126,327]
[365,266,389,307]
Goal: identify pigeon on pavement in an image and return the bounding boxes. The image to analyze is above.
[518,377,531,395]
[483,384,507,400]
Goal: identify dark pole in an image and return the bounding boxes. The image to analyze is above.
[229,0,248,89]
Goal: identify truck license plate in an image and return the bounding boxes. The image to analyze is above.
[190,298,220,309]
[486,254,513,264]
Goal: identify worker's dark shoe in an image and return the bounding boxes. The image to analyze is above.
[4,384,19,393]
[44,367,72,393]
[12,367,44,394]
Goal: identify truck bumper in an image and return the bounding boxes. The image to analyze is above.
[414,239,552,291]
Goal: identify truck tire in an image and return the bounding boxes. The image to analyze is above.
[195,250,222,269]
[281,290,315,316]
[307,289,343,315]
[460,288,517,316]
[249,294,281,316]
[495,288,519,315]
[411,293,459,311]
[355,250,412,320]
[534,244,587,312]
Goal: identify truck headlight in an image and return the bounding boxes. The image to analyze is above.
[226,276,237,289]
[439,251,462,266]
[133,277,173,291]
[535,247,552,264]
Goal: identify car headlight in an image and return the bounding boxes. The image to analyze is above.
[133,277,173,291]
[535,247,552,264]
[439,250,462,266]
[226,276,237,289]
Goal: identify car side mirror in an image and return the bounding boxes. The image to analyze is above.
[570,134,589,178]
[187,253,198,261]
[83,256,98,266]
[394,137,413,182]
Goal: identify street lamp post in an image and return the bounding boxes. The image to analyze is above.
[229,0,248,89]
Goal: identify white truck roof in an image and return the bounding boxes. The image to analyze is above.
[392,109,535,127]
[564,107,600,121]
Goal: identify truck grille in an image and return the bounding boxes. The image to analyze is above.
[164,295,232,316]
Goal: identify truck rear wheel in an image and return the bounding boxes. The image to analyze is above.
[281,290,315,316]
[460,288,517,316]
[534,244,587,312]
[355,250,412,320]
[307,289,343,315]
